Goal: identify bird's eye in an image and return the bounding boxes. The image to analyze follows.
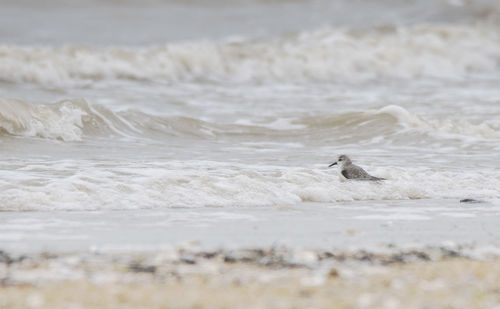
[339,158,343,161]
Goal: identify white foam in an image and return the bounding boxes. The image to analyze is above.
[0,97,87,141]
[375,105,500,140]
[0,23,498,86]
[1,161,499,211]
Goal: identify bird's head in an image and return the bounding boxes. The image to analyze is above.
[328,154,352,168]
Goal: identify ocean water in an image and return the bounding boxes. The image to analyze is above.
[1,0,499,251]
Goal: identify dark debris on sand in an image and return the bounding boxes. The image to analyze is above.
[0,244,489,277]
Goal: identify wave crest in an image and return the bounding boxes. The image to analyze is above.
[376,105,500,140]
[1,23,499,85]
[0,97,89,141]
[1,162,499,211]
[1,97,498,142]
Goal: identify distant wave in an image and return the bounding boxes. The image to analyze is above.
[1,160,499,211]
[1,96,499,142]
[375,105,500,140]
[299,105,500,140]
[0,23,499,86]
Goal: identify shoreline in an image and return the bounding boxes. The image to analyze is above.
[2,199,499,253]
[1,245,499,308]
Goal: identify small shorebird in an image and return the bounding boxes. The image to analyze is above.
[329,155,385,181]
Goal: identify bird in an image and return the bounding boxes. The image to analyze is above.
[329,155,385,181]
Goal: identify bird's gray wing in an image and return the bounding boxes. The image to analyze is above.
[342,165,375,180]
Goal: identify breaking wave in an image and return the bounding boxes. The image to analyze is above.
[1,23,499,86]
[0,97,88,141]
[1,96,499,142]
[1,161,499,211]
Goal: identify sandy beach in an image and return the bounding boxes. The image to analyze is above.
[1,246,499,309]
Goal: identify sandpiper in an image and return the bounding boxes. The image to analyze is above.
[329,155,385,181]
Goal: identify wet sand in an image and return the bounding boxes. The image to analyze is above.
[1,246,499,309]
[2,200,499,252]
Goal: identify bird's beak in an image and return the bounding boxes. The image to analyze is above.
[328,162,337,167]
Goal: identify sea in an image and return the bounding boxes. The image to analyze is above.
[0,0,499,252]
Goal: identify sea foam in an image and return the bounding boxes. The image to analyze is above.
[0,97,87,141]
[0,23,498,86]
[1,161,499,211]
